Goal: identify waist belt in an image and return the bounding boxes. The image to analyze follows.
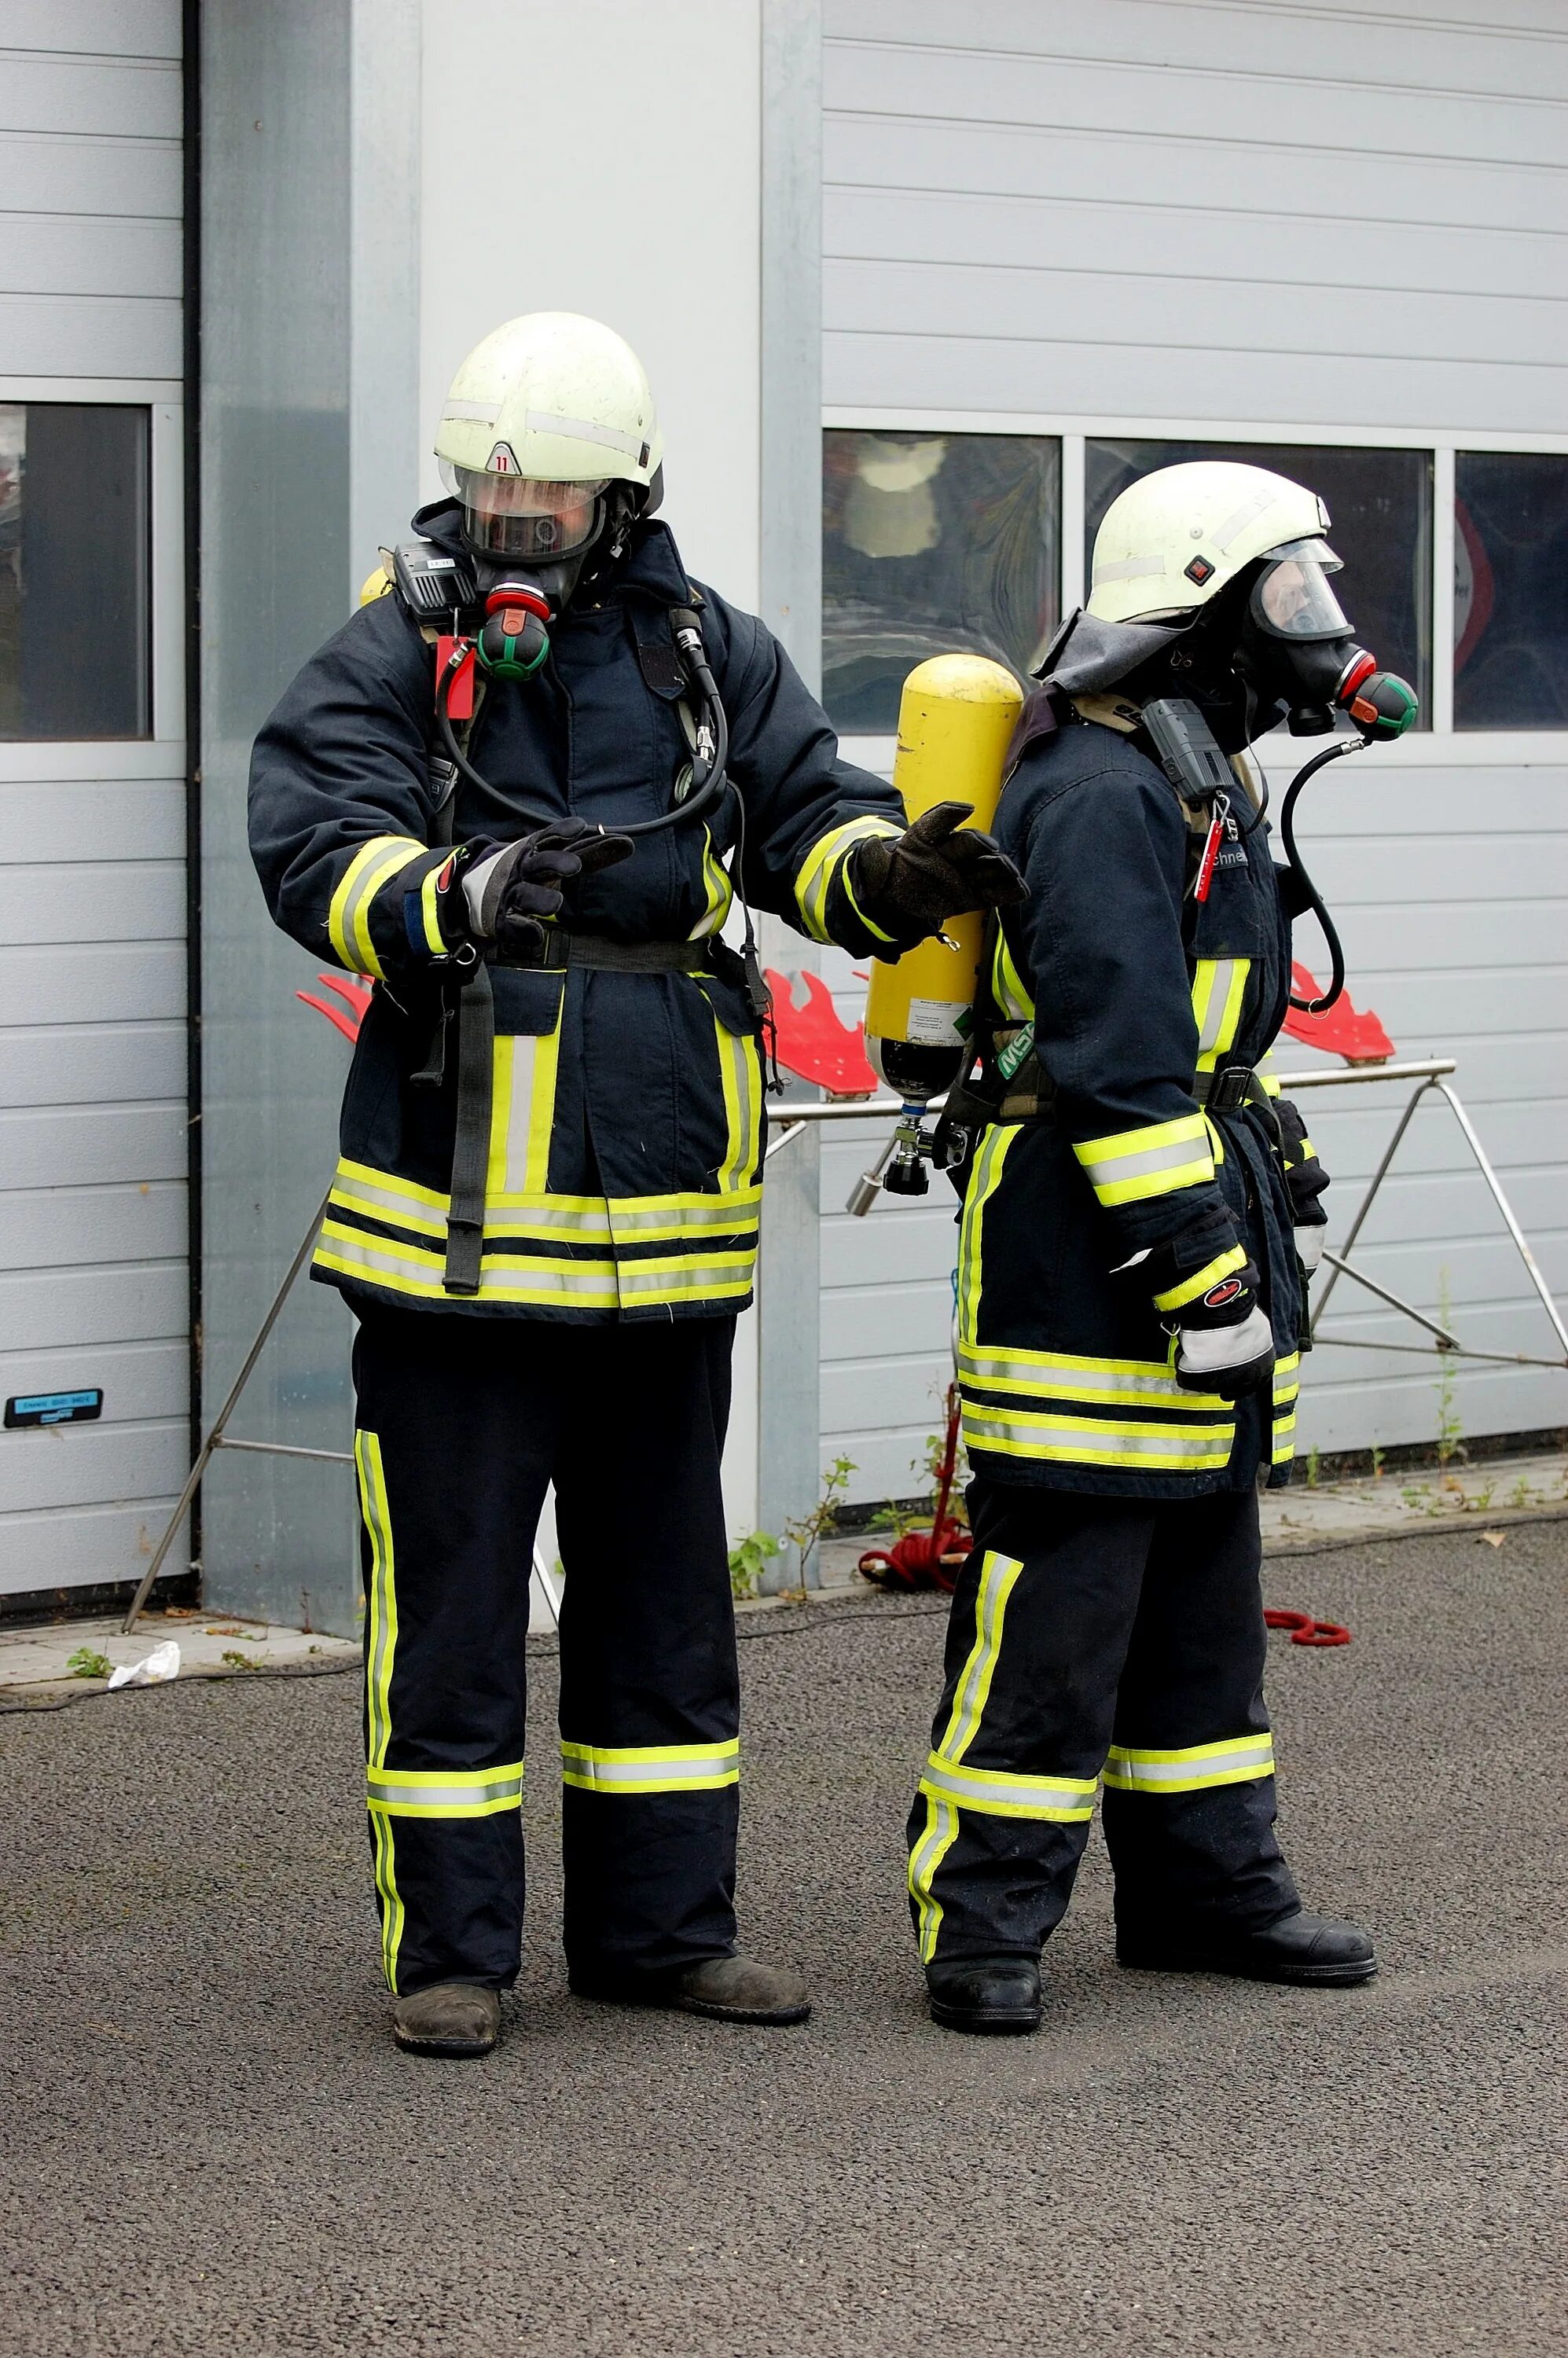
[527,931,711,975]
[1194,1064,1261,1112]
[440,934,711,1295]
[952,1046,1264,1136]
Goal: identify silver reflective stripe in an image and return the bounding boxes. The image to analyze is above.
[960,1350,1188,1402]
[525,406,645,459]
[1093,551,1166,584]
[617,1256,755,1295]
[1211,486,1280,553]
[562,1745,739,1791]
[341,846,414,968]
[1080,1133,1208,1187]
[1198,960,1239,1055]
[920,1755,1096,1821]
[487,1201,613,1236]
[442,397,501,424]
[611,1196,761,1234]
[334,1173,445,1232]
[1105,1738,1273,1791]
[321,1228,615,1297]
[366,1768,523,1812]
[964,1412,1228,1460]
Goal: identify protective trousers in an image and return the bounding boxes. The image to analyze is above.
[351,1306,740,1996]
[907,1477,1298,1964]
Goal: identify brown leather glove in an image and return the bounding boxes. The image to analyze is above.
[849,801,1026,955]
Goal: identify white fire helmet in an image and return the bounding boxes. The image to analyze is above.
[1087,461,1334,628]
[434,312,663,563]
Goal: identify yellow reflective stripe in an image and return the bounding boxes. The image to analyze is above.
[337,1155,447,1212]
[936,1549,1023,1767]
[993,931,1034,1022]
[1151,1243,1248,1315]
[793,815,902,944]
[909,1793,961,1965]
[957,1121,1019,1350]
[840,850,899,945]
[959,1340,1229,1413]
[484,1016,564,1199]
[526,1009,561,1196]
[370,1809,405,1993]
[560,1738,739,1794]
[1073,1111,1214,1207]
[714,1019,761,1189]
[687,827,734,940]
[328,835,424,978]
[418,863,446,957]
[615,1252,756,1304]
[356,1427,404,1992]
[356,1431,397,1773]
[1104,1733,1274,1794]
[1191,957,1250,1071]
[318,1225,756,1309]
[961,1401,1234,1470]
[367,1761,524,1818]
[919,1752,1096,1823]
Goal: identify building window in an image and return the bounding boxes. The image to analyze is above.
[823,430,1060,733]
[0,403,151,740]
[1085,439,1433,729]
[1455,454,1568,729]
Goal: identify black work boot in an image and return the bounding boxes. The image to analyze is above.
[927,1955,1042,2035]
[391,1982,501,2056]
[571,1952,811,2026]
[1117,1908,1376,1986]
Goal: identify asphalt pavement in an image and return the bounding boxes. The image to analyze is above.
[2,1521,1562,2357]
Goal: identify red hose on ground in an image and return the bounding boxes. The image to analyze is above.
[857,1383,973,1594]
[1265,1607,1352,1647]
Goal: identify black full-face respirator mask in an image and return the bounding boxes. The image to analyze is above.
[1126,543,1418,1016]
[428,458,734,854]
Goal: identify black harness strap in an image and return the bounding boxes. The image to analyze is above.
[442,963,494,1296]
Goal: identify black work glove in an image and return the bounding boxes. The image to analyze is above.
[849,800,1026,955]
[462,819,634,963]
[1170,1260,1276,1399]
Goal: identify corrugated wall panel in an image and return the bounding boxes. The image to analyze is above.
[820,2,1568,1497]
[0,0,186,1596]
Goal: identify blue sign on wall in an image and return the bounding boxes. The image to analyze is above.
[6,1389,105,1429]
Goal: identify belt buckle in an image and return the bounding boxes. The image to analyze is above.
[1209,1066,1252,1112]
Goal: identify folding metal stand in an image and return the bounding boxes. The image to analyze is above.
[127,1056,1562,1636]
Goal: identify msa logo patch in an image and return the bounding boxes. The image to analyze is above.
[1203,1277,1245,1310]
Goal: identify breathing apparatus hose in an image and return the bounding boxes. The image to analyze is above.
[1280,731,1368,1016]
[433,614,731,840]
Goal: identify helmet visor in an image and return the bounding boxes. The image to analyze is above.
[1250,538,1350,639]
[440,462,607,560]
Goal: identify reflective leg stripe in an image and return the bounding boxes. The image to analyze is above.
[1152,1243,1248,1314]
[329,835,425,979]
[992,929,1034,1022]
[355,1429,404,1992]
[370,1810,406,1995]
[908,1794,960,1965]
[1191,957,1250,1070]
[366,1762,524,1818]
[714,1018,762,1189]
[1103,1734,1275,1794]
[1072,1111,1214,1207]
[560,1739,740,1794]
[957,1122,1019,1350]
[792,814,902,944]
[917,1753,1097,1823]
[911,1548,1090,1962]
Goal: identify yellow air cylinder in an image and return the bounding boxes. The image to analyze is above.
[864,652,1024,1104]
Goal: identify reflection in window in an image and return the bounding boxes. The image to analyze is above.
[0,403,151,740]
[1455,454,1568,729]
[823,431,1060,733]
[1085,439,1431,729]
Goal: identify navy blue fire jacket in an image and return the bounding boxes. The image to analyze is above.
[248,509,905,1321]
[957,708,1328,1497]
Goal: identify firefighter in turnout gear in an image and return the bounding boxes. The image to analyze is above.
[908,461,1397,2033]
[250,314,1022,2058]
